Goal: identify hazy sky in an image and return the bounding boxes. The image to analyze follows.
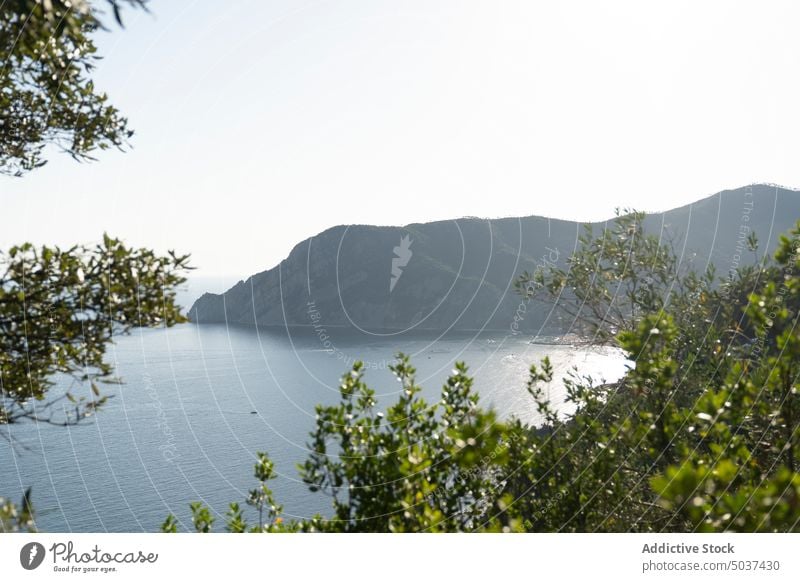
[3,0,800,276]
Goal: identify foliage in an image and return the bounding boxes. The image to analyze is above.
[1,0,146,176]
[1,1,189,534]
[650,225,800,532]
[163,357,515,532]
[0,235,189,532]
[0,234,189,428]
[0,488,35,533]
[169,215,800,533]
[514,210,686,343]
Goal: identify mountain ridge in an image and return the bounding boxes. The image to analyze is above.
[190,184,800,333]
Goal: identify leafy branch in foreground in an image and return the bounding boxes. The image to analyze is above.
[0,234,189,531]
[0,234,190,429]
[163,356,512,533]
[1,1,147,176]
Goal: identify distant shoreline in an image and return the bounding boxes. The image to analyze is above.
[185,320,590,346]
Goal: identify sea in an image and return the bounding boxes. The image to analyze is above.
[0,279,628,532]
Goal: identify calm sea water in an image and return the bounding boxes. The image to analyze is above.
[0,323,627,532]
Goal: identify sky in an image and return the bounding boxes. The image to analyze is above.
[3,0,800,277]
